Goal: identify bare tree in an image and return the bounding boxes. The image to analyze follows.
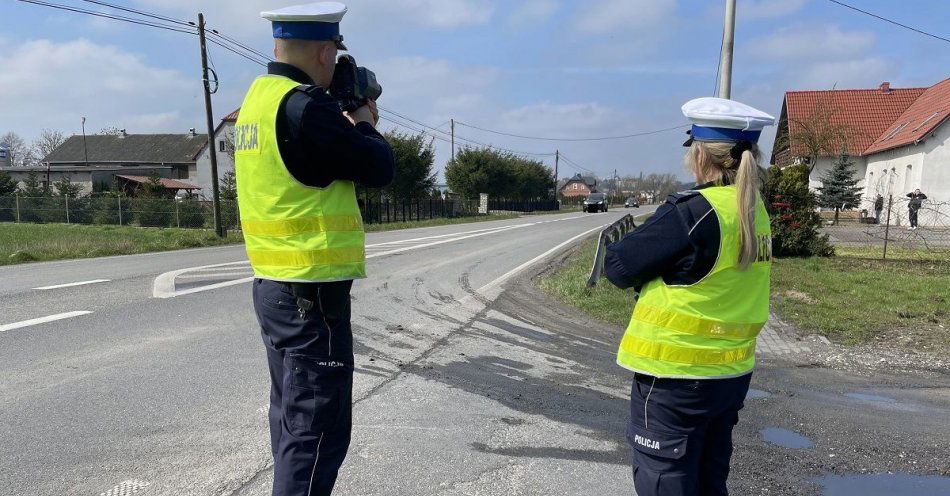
[0,132,29,167]
[775,97,856,173]
[32,128,67,161]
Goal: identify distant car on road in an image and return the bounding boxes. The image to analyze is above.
[583,193,608,213]
[624,197,640,208]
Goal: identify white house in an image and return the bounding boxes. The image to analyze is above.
[193,107,238,197]
[772,78,950,226]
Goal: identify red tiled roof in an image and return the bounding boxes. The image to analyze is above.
[784,85,926,156]
[864,78,950,154]
[116,175,201,190]
[222,108,240,121]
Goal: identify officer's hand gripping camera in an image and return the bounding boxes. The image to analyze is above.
[328,55,382,112]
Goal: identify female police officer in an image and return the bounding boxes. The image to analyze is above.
[604,97,775,496]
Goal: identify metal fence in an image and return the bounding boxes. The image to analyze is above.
[821,196,950,259]
[358,197,482,224]
[0,194,570,230]
[586,214,637,288]
[0,194,240,230]
[488,198,559,213]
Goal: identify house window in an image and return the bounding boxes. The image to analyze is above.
[219,140,226,152]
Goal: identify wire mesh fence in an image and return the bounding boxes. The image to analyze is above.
[358,197,482,224]
[0,195,523,229]
[0,195,240,230]
[821,196,950,259]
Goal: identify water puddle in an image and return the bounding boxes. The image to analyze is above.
[815,473,950,495]
[760,427,814,449]
[746,388,770,400]
[844,392,896,403]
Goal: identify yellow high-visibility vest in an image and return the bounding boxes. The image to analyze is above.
[616,185,772,378]
[235,75,366,282]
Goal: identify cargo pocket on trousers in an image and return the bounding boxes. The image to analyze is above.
[284,354,349,437]
[627,425,691,495]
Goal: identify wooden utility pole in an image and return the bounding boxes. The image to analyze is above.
[450,119,455,162]
[554,149,560,200]
[717,0,737,99]
[198,12,224,237]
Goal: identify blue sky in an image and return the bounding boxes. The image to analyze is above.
[3,0,949,181]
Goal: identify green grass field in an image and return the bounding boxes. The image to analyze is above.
[0,214,522,266]
[0,223,243,266]
[538,239,950,352]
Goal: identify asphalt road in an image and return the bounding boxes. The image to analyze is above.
[3,206,948,496]
[0,209,641,496]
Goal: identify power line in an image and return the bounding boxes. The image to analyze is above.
[557,153,595,175]
[827,0,950,44]
[207,30,275,64]
[78,0,193,26]
[16,0,197,35]
[454,120,687,142]
[379,107,556,157]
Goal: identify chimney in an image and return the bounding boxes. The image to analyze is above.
[119,129,127,137]
[189,127,197,137]
[880,81,891,94]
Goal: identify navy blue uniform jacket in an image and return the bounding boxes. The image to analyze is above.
[604,183,723,292]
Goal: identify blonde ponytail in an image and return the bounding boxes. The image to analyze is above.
[734,149,759,270]
[685,141,762,270]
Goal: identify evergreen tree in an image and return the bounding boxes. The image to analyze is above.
[817,147,863,225]
[764,164,834,257]
[20,171,46,197]
[54,175,83,198]
[382,131,436,199]
[134,171,172,227]
[0,169,17,195]
[219,170,239,229]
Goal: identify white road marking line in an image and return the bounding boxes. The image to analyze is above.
[33,279,111,290]
[176,271,253,280]
[152,260,250,298]
[0,311,93,333]
[476,223,608,299]
[99,479,150,496]
[151,214,594,298]
[163,277,256,298]
[367,225,527,259]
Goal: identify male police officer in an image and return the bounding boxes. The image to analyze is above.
[234,3,394,495]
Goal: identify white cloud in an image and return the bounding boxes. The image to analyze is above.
[0,39,197,140]
[135,0,493,29]
[369,56,498,101]
[738,0,808,20]
[747,24,874,60]
[575,0,676,33]
[507,0,559,27]
[797,57,897,89]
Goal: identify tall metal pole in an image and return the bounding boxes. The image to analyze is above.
[450,118,455,162]
[554,149,559,200]
[717,0,737,99]
[198,13,224,237]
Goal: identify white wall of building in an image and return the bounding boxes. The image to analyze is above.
[862,120,949,226]
[808,155,868,193]
[195,122,235,198]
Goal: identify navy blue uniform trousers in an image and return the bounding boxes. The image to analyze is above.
[253,279,354,496]
[628,372,751,496]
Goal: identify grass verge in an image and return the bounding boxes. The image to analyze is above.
[0,214,522,266]
[0,223,242,266]
[537,238,635,329]
[539,240,950,353]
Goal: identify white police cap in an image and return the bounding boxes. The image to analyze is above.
[261,2,348,49]
[681,97,775,146]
